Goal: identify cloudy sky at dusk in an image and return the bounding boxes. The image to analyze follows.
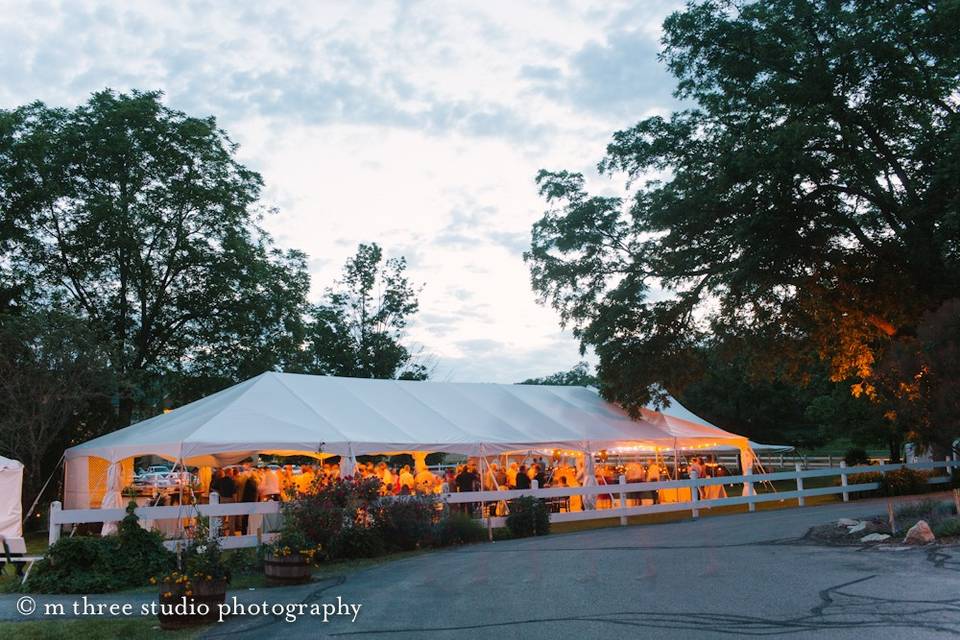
[0,0,684,382]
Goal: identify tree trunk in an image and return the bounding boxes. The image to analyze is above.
[117,394,135,428]
[888,435,902,463]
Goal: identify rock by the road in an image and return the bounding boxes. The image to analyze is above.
[903,520,935,545]
[847,521,867,533]
[861,533,890,543]
[838,518,859,527]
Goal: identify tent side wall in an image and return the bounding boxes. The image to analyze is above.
[0,461,23,539]
[65,456,133,510]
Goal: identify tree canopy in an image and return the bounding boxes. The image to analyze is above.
[518,362,598,387]
[1,89,314,425]
[1,90,428,426]
[526,1,960,448]
[299,243,428,380]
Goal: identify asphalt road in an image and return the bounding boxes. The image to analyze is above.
[5,497,959,639]
[208,497,960,640]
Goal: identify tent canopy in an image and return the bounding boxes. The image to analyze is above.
[66,372,752,465]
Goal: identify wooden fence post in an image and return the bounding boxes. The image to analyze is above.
[795,463,805,507]
[690,469,699,520]
[840,461,849,503]
[618,474,627,526]
[48,501,62,547]
[745,467,756,512]
[208,491,220,539]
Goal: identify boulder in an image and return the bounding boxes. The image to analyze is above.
[903,520,935,545]
[847,521,867,533]
[860,533,890,543]
[837,518,859,527]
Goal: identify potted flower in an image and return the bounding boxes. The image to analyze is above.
[262,521,321,586]
[154,516,229,629]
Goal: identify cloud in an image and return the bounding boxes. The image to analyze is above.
[0,0,678,382]
[521,28,681,120]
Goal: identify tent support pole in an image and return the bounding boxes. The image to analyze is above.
[25,454,64,521]
[673,438,679,480]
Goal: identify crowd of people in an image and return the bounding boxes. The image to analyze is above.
[203,454,733,504]
[130,454,736,537]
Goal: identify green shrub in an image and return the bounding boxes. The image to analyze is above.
[375,496,438,551]
[492,527,514,541]
[25,536,127,593]
[432,512,487,547]
[327,525,386,559]
[933,517,960,538]
[842,471,883,498]
[26,502,173,594]
[880,467,929,496]
[283,476,382,552]
[114,501,175,580]
[844,448,871,467]
[505,496,550,538]
[895,498,950,521]
[225,548,262,576]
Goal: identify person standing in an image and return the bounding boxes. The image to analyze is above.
[506,462,519,489]
[212,469,236,533]
[399,464,415,492]
[261,466,281,501]
[515,466,531,490]
[239,469,259,534]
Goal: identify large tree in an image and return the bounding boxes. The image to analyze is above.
[0,90,311,424]
[299,243,428,380]
[526,0,960,444]
[0,311,113,513]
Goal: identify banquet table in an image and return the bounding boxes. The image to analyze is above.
[657,487,692,503]
[700,484,727,500]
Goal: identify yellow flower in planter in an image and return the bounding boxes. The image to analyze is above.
[149,577,157,585]
[207,575,213,581]
[185,591,193,597]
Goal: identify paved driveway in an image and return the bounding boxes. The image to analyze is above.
[5,497,959,639]
[207,497,960,640]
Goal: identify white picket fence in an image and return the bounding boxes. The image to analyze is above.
[48,494,281,551]
[752,454,889,469]
[48,460,958,549]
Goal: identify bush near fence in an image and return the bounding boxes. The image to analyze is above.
[26,503,173,594]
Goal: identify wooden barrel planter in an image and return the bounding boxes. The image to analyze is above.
[157,578,227,630]
[264,553,312,585]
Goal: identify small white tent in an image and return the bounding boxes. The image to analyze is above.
[64,372,755,508]
[0,456,24,549]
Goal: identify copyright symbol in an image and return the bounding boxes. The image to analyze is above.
[16,595,36,616]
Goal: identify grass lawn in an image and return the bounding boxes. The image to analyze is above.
[0,531,49,593]
[0,618,207,639]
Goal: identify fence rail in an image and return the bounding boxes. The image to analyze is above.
[48,460,959,550]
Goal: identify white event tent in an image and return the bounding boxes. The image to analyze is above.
[0,456,24,550]
[64,372,757,509]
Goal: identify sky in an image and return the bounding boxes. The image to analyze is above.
[0,0,684,383]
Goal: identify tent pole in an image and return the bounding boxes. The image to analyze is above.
[25,454,64,521]
[673,438,679,480]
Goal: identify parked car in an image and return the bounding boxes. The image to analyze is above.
[134,471,174,487]
[146,464,173,474]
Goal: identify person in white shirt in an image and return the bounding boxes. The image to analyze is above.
[260,467,281,500]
